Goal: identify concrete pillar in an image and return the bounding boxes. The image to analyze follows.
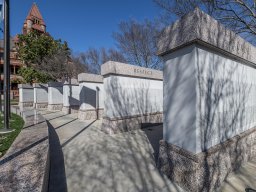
[78,73,104,121]
[48,82,63,111]
[33,83,48,109]
[62,79,80,114]
[101,61,163,134]
[18,84,34,108]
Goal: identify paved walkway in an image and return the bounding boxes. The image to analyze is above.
[220,160,256,192]
[40,110,183,192]
[39,110,256,192]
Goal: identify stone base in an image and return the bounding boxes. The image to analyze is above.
[62,106,79,114]
[158,127,256,192]
[78,108,104,120]
[48,104,63,111]
[102,112,163,134]
[19,102,33,108]
[34,103,48,109]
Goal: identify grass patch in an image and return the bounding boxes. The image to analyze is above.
[11,100,19,105]
[0,113,25,157]
[0,99,19,105]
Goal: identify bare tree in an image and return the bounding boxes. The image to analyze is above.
[36,49,87,81]
[68,55,89,78]
[78,48,126,74]
[101,48,127,64]
[113,20,163,69]
[154,0,256,44]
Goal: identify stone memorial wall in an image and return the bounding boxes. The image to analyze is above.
[157,8,256,192]
[62,79,80,114]
[101,61,163,134]
[33,83,48,109]
[18,84,34,108]
[78,73,104,120]
[48,82,63,111]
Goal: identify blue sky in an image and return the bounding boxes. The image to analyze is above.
[10,0,162,53]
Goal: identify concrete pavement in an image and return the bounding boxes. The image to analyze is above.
[219,160,256,192]
[41,110,183,192]
[40,110,256,192]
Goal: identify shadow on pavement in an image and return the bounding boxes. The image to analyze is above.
[47,120,67,192]
[245,188,256,192]
[141,123,163,163]
[61,120,96,148]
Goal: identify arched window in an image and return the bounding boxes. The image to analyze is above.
[33,18,40,25]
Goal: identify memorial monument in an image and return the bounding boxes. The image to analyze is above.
[157,8,256,191]
[101,61,163,134]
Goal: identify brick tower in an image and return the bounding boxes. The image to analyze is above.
[22,3,46,35]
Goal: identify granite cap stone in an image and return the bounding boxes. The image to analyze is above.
[157,8,256,65]
[78,73,103,83]
[33,83,48,88]
[18,84,33,89]
[48,82,63,87]
[64,78,79,85]
[101,61,163,80]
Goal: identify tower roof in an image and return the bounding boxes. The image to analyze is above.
[25,3,45,26]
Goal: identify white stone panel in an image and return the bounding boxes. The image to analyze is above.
[104,76,163,118]
[163,44,256,153]
[34,84,48,103]
[163,45,197,153]
[196,45,256,151]
[79,82,104,110]
[19,88,34,103]
[48,86,63,105]
[63,84,80,107]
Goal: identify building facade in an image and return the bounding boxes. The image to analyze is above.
[0,3,46,97]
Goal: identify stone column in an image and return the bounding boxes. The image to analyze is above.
[62,79,80,114]
[78,73,104,120]
[18,84,34,108]
[157,8,256,192]
[48,82,63,111]
[33,83,48,109]
[101,61,163,134]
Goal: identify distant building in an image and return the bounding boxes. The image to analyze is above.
[22,3,46,34]
[0,3,47,97]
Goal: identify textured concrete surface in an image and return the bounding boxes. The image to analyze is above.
[1,109,255,192]
[48,82,63,87]
[78,108,104,120]
[64,79,79,85]
[157,8,256,66]
[158,127,256,192]
[33,83,48,106]
[78,73,103,83]
[102,113,163,134]
[42,111,183,192]
[63,83,80,108]
[220,160,256,192]
[0,109,49,192]
[19,84,34,103]
[48,84,63,106]
[101,61,163,80]
[79,82,104,112]
[103,76,163,120]
[18,84,33,89]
